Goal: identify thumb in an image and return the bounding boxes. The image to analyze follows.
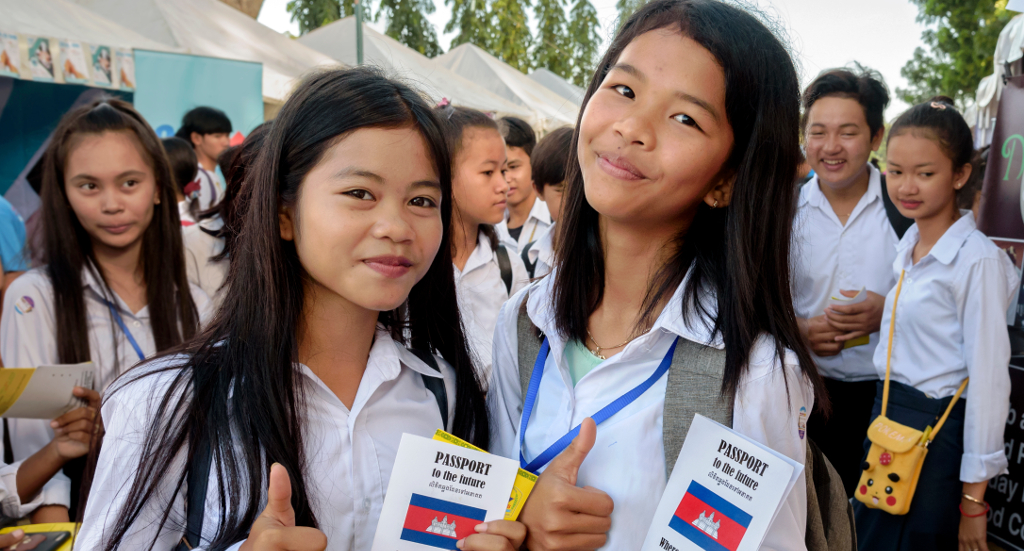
[544,418,596,486]
[838,289,858,298]
[262,463,296,527]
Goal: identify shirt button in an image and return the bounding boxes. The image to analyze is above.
[133,321,141,328]
[363,498,372,511]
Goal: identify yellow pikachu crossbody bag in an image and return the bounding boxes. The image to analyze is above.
[854,270,968,516]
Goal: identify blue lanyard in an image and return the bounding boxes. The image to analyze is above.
[102,300,146,362]
[518,336,678,473]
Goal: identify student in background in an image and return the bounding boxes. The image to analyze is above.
[175,106,231,208]
[161,137,200,226]
[440,107,528,390]
[496,117,550,253]
[76,68,522,551]
[854,98,1016,551]
[793,67,903,497]
[488,1,828,549]
[183,123,270,310]
[1,99,209,522]
[522,126,573,278]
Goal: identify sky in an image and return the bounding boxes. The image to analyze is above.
[257,0,930,117]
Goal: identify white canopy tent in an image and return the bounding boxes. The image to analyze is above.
[298,17,536,123]
[969,12,1024,147]
[0,0,177,53]
[436,43,578,132]
[528,68,584,107]
[72,0,342,105]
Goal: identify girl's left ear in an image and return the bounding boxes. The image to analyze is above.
[703,173,736,208]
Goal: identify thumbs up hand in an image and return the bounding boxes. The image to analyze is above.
[239,464,328,551]
[518,418,614,551]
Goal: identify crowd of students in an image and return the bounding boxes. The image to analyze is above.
[0,0,1016,550]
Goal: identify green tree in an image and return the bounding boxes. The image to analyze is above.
[615,0,646,28]
[445,0,493,50]
[287,0,369,34]
[568,0,600,87]
[899,0,1014,107]
[377,0,443,56]
[533,0,572,79]
[490,0,533,71]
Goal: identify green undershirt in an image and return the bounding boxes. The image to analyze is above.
[564,339,605,386]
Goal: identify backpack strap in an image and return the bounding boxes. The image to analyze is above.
[409,348,450,431]
[520,241,537,279]
[496,245,513,295]
[662,338,732,477]
[516,297,543,404]
[176,438,212,551]
[879,174,914,239]
[804,438,857,551]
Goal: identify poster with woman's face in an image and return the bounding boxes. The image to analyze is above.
[60,39,89,84]
[27,36,54,81]
[0,32,19,78]
[90,45,112,86]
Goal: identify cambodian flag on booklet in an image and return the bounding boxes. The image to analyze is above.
[400,493,487,549]
[668,481,753,551]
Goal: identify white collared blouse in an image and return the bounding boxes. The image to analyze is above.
[488,270,812,551]
[873,211,1017,483]
[496,198,552,254]
[74,331,457,551]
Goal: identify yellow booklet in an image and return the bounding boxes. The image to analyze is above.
[432,430,537,521]
[0,522,78,551]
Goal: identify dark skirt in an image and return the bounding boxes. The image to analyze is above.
[854,380,967,551]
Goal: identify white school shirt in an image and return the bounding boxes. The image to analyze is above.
[526,222,555,278]
[496,198,552,254]
[1,461,47,519]
[74,330,457,551]
[0,266,211,510]
[183,216,228,310]
[873,211,1016,483]
[488,271,812,551]
[194,167,220,211]
[791,164,899,381]
[455,232,529,390]
[178,200,197,227]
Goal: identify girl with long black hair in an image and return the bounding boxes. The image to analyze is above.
[487,1,829,549]
[1,98,208,522]
[76,68,523,551]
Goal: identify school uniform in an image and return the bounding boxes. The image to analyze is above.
[74,330,457,551]
[455,232,528,390]
[1,460,46,519]
[194,167,220,211]
[526,223,555,278]
[0,266,211,512]
[178,201,197,227]
[183,216,228,310]
[792,164,899,495]
[496,198,551,254]
[488,270,812,551]
[854,211,1016,550]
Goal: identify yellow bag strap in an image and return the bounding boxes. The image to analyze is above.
[880,269,968,442]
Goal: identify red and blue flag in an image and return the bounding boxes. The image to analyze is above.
[668,481,752,551]
[400,493,487,549]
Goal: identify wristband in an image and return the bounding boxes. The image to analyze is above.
[959,502,990,518]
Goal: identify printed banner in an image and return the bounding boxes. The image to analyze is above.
[59,39,90,85]
[26,36,56,82]
[116,48,134,91]
[0,32,19,78]
[978,75,1024,239]
[90,45,114,88]
[987,363,1024,551]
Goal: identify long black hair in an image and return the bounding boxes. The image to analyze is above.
[553,0,828,410]
[39,99,200,370]
[97,68,488,550]
[161,136,201,221]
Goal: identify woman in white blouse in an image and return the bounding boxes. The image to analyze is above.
[853,97,1016,551]
[76,69,523,551]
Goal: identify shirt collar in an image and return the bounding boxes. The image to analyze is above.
[527,265,724,350]
[460,231,495,274]
[81,262,150,319]
[800,163,882,212]
[528,197,552,226]
[897,210,976,266]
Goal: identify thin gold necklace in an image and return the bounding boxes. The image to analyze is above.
[586,327,650,360]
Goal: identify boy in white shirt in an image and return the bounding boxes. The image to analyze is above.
[522,127,573,278]
[793,67,910,496]
[496,117,550,253]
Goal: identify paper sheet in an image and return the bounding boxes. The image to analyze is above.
[0,363,95,419]
[641,415,803,551]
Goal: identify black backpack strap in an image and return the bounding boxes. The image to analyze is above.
[495,245,513,295]
[177,439,212,551]
[520,241,537,279]
[409,348,449,431]
[879,174,914,239]
[3,419,13,464]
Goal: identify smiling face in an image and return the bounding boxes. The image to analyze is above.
[578,29,734,230]
[804,96,882,191]
[279,126,443,312]
[64,131,161,254]
[504,145,535,209]
[885,131,969,223]
[452,128,509,226]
